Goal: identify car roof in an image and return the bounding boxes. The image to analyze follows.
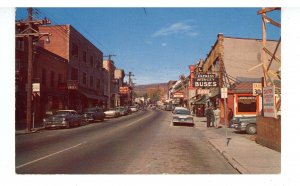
[174,107,188,110]
[56,110,76,112]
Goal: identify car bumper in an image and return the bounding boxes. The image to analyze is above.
[233,124,246,131]
[44,122,67,128]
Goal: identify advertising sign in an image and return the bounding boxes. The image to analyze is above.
[253,83,262,95]
[197,89,210,95]
[263,86,276,118]
[192,74,219,87]
[119,86,129,94]
[172,92,184,98]
[32,83,40,92]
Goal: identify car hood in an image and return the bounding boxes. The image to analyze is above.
[105,111,116,114]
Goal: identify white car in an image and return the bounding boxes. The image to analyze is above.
[130,106,138,112]
[104,109,120,118]
[172,107,194,127]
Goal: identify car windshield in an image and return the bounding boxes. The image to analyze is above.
[54,111,71,116]
[174,109,190,115]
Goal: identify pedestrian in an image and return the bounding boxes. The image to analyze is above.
[214,106,221,128]
[204,106,213,128]
[228,108,234,128]
[210,107,215,127]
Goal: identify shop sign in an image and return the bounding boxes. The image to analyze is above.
[172,92,184,98]
[119,86,129,94]
[193,74,219,87]
[263,86,276,118]
[32,83,40,92]
[197,89,210,95]
[253,83,262,95]
[67,80,78,90]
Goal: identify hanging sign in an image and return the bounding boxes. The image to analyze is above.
[192,74,219,87]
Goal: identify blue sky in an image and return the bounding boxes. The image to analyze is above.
[16,8,281,85]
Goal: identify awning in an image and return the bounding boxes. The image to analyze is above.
[80,91,101,101]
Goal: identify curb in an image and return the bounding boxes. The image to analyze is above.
[208,139,250,174]
[15,127,45,135]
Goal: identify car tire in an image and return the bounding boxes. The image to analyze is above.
[246,124,257,135]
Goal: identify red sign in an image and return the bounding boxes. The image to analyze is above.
[119,86,129,94]
[172,92,184,98]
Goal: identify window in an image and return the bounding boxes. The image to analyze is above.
[71,43,78,58]
[97,79,100,89]
[90,56,94,67]
[71,67,78,80]
[42,68,47,85]
[236,95,258,114]
[90,75,94,88]
[83,51,87,63]
[51,71,55,87]
[83,72,87,85]
[58,74,63,84]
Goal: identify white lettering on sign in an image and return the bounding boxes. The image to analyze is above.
[263,86,276,118]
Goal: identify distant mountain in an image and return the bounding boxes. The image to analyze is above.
[134,83,168,97]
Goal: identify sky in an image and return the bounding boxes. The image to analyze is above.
[15,7,281,85]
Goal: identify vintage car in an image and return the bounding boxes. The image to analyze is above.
[172,107,194,127]
[104,108,120,118]
[82,107,105,124]
[116,107,128,116]
[43,110,82,129]
[232,116,257,135]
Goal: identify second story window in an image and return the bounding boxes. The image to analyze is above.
[83,51,87,63]
[90,56,94,67]
[71,67,78,80]
[90,75,94,88]
[72,43,79,58]
[83,72,87,85]
[50,71,55,88]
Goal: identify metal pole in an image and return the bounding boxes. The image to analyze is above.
[26,8,33,132]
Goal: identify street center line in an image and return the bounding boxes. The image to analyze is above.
[16,142,85,169]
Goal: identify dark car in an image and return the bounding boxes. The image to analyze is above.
[232,116,257,135]
[43,110,82,129]
[82,107,105,124]
[116,107,128,116]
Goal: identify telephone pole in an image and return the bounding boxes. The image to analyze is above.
[16,8,51,132]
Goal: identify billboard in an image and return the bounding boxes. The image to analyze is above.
[263,86,276,118]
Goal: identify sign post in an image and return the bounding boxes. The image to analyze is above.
[32,83,40,130]
[221,87,230,146]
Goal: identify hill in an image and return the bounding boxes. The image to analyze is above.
[134,83,168,97]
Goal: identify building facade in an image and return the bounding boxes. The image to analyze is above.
[39,25,105,112]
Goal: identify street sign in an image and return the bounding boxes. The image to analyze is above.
[32,83,40,92]
[221,87,228,98]
[253,83,262,95]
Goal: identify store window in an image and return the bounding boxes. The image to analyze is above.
[236,95,258,114]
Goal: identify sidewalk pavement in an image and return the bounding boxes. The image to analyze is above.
[194,117,281,174]
[15,122,45,135]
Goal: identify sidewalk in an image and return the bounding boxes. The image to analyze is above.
[194,117,281,174]
[15,122,45,135]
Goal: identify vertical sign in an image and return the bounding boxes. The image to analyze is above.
[253,83,262,95]
[221,87,228,99]
[263,86,276,118]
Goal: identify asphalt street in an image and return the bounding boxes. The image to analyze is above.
[16,109,239,174]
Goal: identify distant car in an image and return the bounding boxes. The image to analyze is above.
[116,107,128,116]
[232,116,257,135]
[43,110,82,129]
[164,104,174,111]
[130,106,138,112]
[104,108,120,118]
[82,107,105,124]
[172,107,194,127]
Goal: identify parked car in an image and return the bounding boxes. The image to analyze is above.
[82,107,105,124]
[232,116,257,135]
[164,103,174,111]
[116,107,128,116]
[43,110,82,129]
[172,107,194,127]
[104,108,120,118]
[130,105,138,112]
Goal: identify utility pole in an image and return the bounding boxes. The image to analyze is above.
[103,54,116,61]
[125,72,134,106]
[16,8,51,132]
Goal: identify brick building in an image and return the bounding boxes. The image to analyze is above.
[38,25,105,112]
[16,40,68,125]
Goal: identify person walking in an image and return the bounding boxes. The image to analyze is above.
[228,108,234,128]
[204,106,213,128]
[214,107,221,129]
[210,107,215,127]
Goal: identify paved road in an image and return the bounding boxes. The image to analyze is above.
[16,109,239,174]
